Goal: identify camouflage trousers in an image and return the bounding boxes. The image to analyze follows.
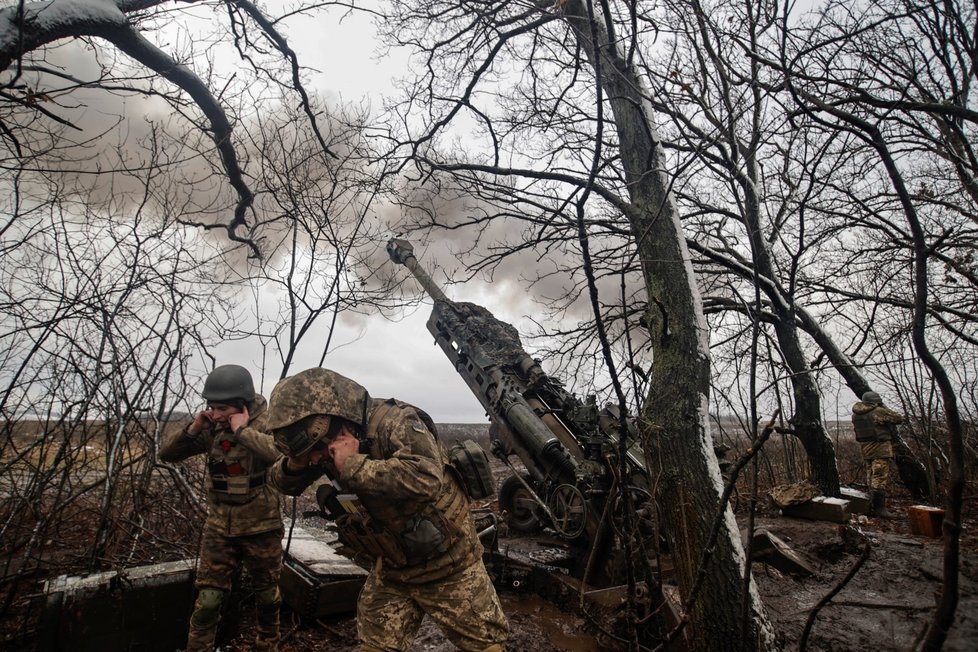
[860,441,894,491]
[357,557,509,651]
[187,526,283,652]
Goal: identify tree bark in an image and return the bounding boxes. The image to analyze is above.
[770,319,840,495]
[560,2,776,649]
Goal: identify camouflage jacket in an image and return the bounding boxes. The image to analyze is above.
[161,395,282,537]
[851,401,904,443]
[270,398,481,583]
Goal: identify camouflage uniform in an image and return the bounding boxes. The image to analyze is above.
[161,394,283,651]
[851,399,904,491]
[267,368,509,652]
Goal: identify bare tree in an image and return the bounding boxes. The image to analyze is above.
[0,176,232,626]
[0,0,266,251]
[756,0,975,646]
[377,1,776,648]
[0,2,395,643]
[615,0,846,494]
[227,95,405,379]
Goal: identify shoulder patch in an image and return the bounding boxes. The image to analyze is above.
[411,420,428,434]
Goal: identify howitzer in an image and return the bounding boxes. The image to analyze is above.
[387,238,655,584]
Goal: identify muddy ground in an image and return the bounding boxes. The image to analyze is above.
[222,489,976,651]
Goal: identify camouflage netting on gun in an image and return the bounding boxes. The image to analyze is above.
[434,300,527,367]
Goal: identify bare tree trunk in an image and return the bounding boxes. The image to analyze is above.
[768,319,839,494]
[795,309,931,497]
[740,163,841,495]
[561,2,775,648]
[781,59,965,652]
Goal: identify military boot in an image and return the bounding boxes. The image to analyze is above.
[254,586,281,651]
[871,490,895,519]
[185,623,219,652]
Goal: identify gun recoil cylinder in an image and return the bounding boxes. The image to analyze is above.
[504,401,577,478]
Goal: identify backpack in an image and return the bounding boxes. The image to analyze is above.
[366,399,496,500]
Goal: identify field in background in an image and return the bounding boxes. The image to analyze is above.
[442,418,884,497]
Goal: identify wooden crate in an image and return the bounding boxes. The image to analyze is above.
[781,496,850,523]
[839,487,871,515]
[907,505,945,538]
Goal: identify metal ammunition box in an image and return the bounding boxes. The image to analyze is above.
[279,521,368,618]
[36,559,197,652]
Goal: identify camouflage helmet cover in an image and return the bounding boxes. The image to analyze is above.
[266,368,369,433]
[201,364,256,403]
[861,390,883,405]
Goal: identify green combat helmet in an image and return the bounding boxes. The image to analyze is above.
[862,391,882,405]
[267,368,369,456]
[201,364,255,403]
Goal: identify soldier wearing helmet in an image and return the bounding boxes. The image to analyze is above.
[267,368,509,652]
[851,390,905,518]
[160,364,283,651]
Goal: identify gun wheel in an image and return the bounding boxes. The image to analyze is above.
[610,486,655,539]
[549,484,587,539]
[498,474,542,534]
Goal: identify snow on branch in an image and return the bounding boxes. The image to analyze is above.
[0,0,259,256]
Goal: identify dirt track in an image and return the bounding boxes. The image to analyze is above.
[750,511,976,651]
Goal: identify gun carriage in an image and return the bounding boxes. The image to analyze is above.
[387,239,657,586]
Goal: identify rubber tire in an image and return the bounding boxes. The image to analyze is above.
[498,473,543,534]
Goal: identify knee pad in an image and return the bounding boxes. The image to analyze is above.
[256,586,282,610]
[190,588,224,628]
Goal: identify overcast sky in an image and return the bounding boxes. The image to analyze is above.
[5,2,536,424]
[216,283,531,424]
[4,1,867,424]
[208,8,539,423]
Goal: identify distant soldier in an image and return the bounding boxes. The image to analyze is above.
[851,390,905,518]
[160,365,283,651]
[266,368,509,652]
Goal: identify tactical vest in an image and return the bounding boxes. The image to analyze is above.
[207,429,267,504]
[368,399,495,500]
[852,407,892,443]
[332,399,472,569]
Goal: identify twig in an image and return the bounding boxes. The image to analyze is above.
[815,600,929,612]
[799,539,872,651]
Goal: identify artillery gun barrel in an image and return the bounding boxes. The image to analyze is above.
[386,238,448,303]
[387,237,577,479]
[386,236,655,590]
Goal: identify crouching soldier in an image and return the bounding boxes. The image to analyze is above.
[161,365,284,651]
[266,367,509,652]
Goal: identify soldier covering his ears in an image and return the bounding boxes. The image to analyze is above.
[267,367,509,652]
[160,365,284,651]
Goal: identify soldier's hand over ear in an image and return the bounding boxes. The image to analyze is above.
[286,451,311,472]
[188,410,215,435]
[328,432,360,474]
[229,405,250,432]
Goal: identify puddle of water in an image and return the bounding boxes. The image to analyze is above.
[501,592,606,652]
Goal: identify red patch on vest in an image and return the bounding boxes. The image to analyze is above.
[220,439,233,453]
[226,462,245,476]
